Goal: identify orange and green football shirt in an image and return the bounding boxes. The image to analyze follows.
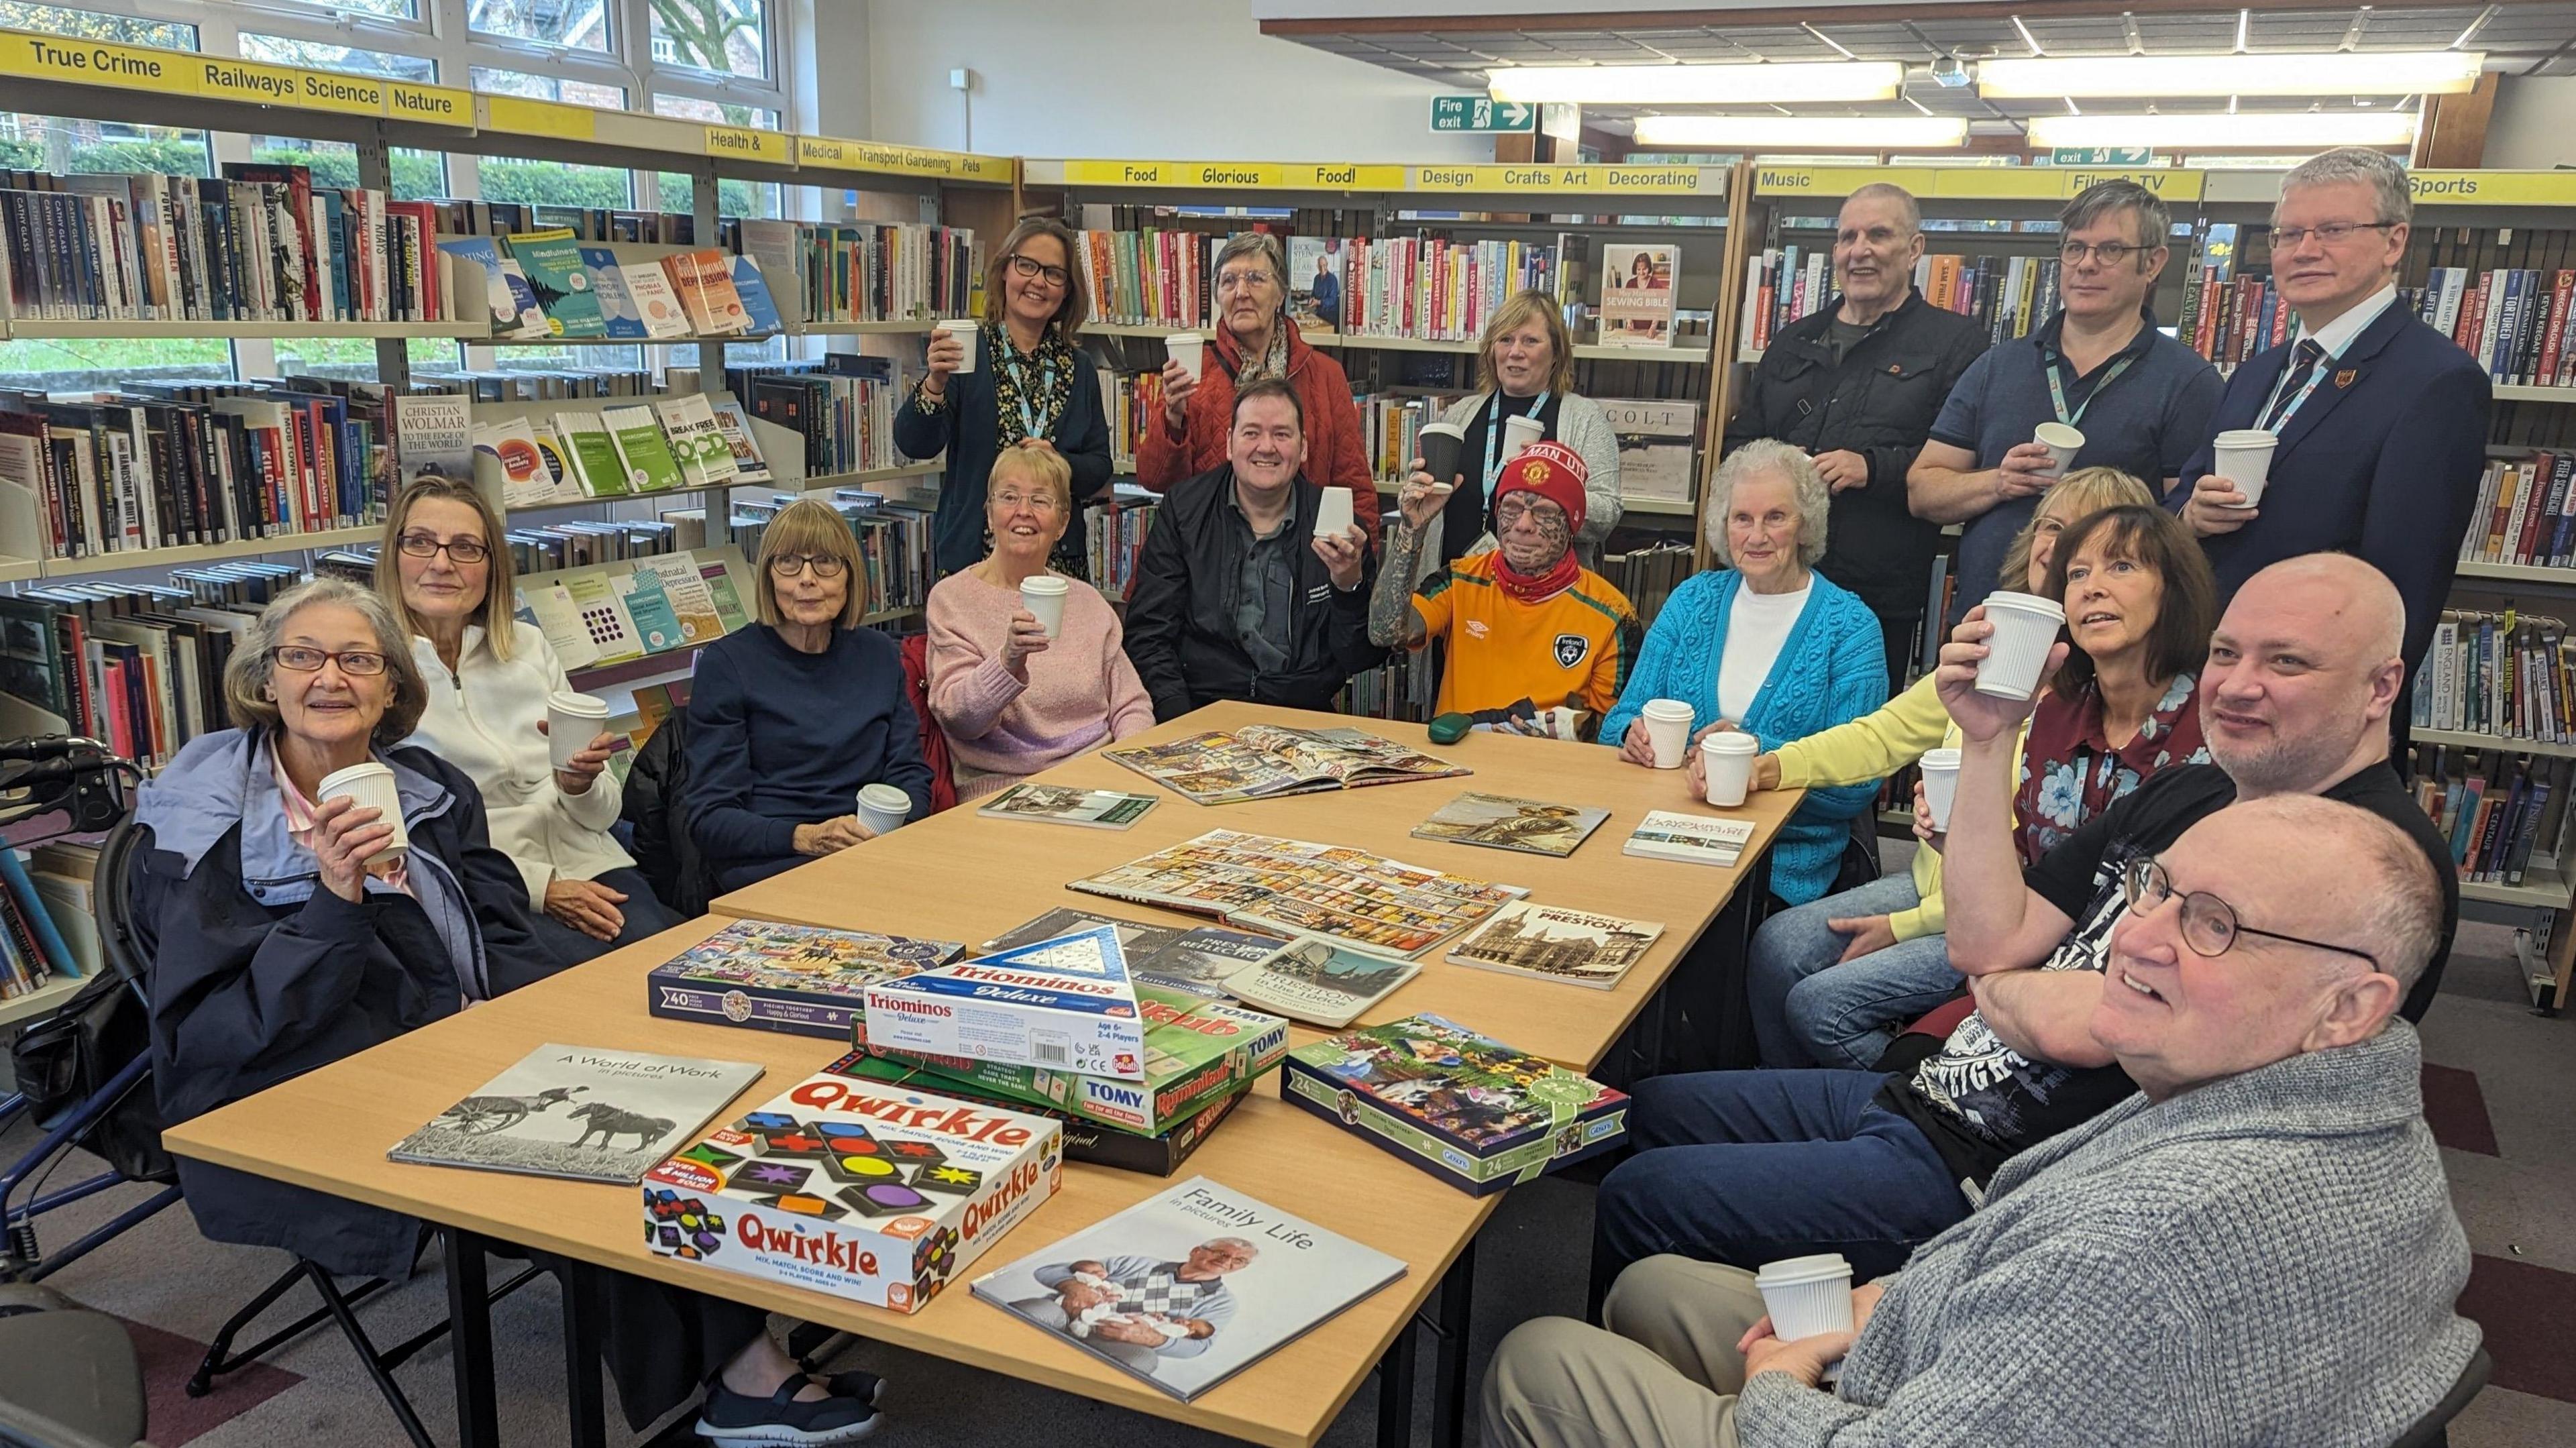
[1410,553,1642,722]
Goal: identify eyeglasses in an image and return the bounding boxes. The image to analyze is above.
[1007,254,1069,288]
[990,489,1061,514]
[2058,239,2149,266]
[2119,856,2380,970]
[1215,268,1277,294]
[272,646,388,677]
[768,553,848,579]
[2267,220,2399,249]
[396,532,490,565]
[1494,494,1566,526]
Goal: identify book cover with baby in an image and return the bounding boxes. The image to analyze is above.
[972,1175,1405,1400]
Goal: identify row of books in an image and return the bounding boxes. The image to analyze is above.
[729,356,906,476]
[394,392,771,509]
[1319,235,1570,344]
[1,166,443,325]
[0,378,390,560]
[409,369,658,402]
[1350,390,1704,506]
[2405,745,2568,887]
[0,845,75,1000]
[1356,390,1468,486]
[1095,366,1168,473]
[2412,267,2576,388]
[1336,646,1438,724]
[0,582,271,767]
[519,548,751,673]
[438,233,780,341]
[1738,246,2061,352]
[317,516,689,588]
[2461,451,2576,568]
[737,219,979,329]
[1084,496,1157,597]
[1599,539,1697,629]
[2412,611,2575,743]
[731,490,937,616]
[423,200,697,246]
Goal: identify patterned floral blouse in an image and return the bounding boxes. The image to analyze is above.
[2012,671,2212,862]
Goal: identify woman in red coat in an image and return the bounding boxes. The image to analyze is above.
[1138,231,1380,537]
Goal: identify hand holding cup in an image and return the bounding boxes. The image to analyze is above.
[924,327,967,382]
[1002,608,1053,675]
[1994,442,2059,500]
[1397,462,1446,530]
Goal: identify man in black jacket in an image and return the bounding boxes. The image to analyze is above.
[1725,182,1990,678]
[1124,376,1383,718]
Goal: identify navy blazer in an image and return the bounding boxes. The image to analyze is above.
[2173,302,2490,668]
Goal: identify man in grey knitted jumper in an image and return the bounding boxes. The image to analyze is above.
[1484,794,2479,1447]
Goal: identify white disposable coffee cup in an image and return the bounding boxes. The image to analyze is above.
[1756,1253,1856,1342]
[1165,332,1205,382]
[1416,422,1466,492]
[1974,592,2068,702]
[2211,428,2277,508]
[318,761,409,869]
[938,319,979,373]
[856,782,912,836]
[1019,573,1070,639]
[1501,414,1545,465]
[1314,486,1356,539]
[2033,421,2085,478]
[1640,698,1695,770]
[1919,747,1962,832]
[546,691,612,771]
[1701,732,1759,807]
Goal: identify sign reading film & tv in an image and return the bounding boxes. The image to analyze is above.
[1430,96,1537,133]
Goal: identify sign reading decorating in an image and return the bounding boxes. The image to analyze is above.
[1430,96,1536,133]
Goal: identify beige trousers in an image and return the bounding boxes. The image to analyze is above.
[1480,1256,1767,1448]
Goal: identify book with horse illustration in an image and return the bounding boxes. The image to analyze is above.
[388,1044,764,1185]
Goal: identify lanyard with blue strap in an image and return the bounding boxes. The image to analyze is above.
[1482,390,1550,500]
[2042,334,2139,429]
[1001,337,1060,440]
[2255,340,2333,433]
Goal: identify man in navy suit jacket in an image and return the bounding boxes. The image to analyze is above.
[2173,147,2490,670]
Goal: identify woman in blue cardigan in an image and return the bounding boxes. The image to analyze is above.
[1604,439,1888,905]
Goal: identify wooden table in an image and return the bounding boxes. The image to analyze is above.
[161,703,1800,1448]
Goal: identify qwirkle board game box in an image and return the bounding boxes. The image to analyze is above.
[857,984,1289,1137]
[646,919,965,1040]
[643,1070,1061,1313]
[1280,1014,1627,1196]
[824,1050,1248,1178]
[862,924,1149,1080]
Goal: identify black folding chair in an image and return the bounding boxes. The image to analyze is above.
[2391,1345,2493,1448]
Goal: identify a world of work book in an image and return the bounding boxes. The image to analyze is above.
[388,1044,763,1186]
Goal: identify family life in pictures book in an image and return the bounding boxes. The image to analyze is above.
[1446,901,1664,991]
[977,782,1161,830]
[1411,792,1611,858]
[1219,936,1420,1028]
[1106,724,1467,805]
[388,1044,763,1186]
[1622,812,1759,867]
[981,907,1283,1001]
[1069,830,1526,960]
[973,1176,1406,1402]
[645,917,965,1040]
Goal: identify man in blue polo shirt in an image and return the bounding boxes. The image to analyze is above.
[1910,180,2222,628]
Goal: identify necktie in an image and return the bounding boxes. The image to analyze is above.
[2261,339,2327,431]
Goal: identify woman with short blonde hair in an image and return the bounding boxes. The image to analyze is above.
[1421,288,1622,569]
[686,498,932,891]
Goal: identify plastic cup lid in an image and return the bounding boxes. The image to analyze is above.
[1756,1252,1854,1286]
[1418,422,1466,439]
[549,691,609,716]
[317,761,393,795]
[1642,698,1695,719]
[1702,732,1758,754]
[1019,575,1070,595]
[859,783,910,810]
[2214,429,2276,446]
[1920,748,1962,769]
[1984,591,2067,622]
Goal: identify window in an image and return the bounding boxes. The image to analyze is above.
[651,0,768,80]
[470,0,612,55]
[272,337,458,382]
[472,68,631,208]
[270,0,415,16]
[652,95,780,220]
[244,36,445,200]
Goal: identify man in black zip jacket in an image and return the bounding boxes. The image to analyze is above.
[1123,376,1384,720]
[1725,182,1990,679]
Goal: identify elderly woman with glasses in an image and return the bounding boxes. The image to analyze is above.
[896,217,1115,579]
[925,447,1153,800]
[1136,231,1380,537]
[686,498,934,891]
[377,478,678,965]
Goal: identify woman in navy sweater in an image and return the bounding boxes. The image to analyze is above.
[686,498,934,892]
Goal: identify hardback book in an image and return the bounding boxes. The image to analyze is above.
[858,982,1287,1138]
[643,1070,1063,1313]
[653,392,739,488]
[646,917,965,1041]
[863,925,1149,1081]
[391,394,474,486]
[1070,830,1524,960]
[602,404,685,493]
[706,398,774,486]
[578,245,649,339]
[1599,243,1678,348]
[1106,724,1467,805]
[978,907,1278,1001]
[977,782,1160,830]
[1622,811,1758,868]
[825,1049,1248,1177]
[973,1175,1405,1402]
[502,229,608,338]
[1446,902,1664,991]
[388,1044,763,1186]
[620,258,694,338]
[1411,791,1611,858]
[1281,1014,1628,1195]
[1218,937,1418,1028]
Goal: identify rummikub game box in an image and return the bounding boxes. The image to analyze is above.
[1280,1014,1627,1195]
[642,1070,1061,1313]
[646,918,965,1040]
[861,924,1150,1080]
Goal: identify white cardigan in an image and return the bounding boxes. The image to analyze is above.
[402,621,633,901]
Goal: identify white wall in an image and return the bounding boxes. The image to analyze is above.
[836,0,1489,162]
[2483,76,2576,170]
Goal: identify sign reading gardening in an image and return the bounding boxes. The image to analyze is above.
[796,135,1012,182]
[1430,96,1536,133]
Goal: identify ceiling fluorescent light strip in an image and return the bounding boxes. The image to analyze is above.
[2027,112,2422,149]
[1980,50,2481,99]
[1488,61,1902,106]
[1633,115,1970,148]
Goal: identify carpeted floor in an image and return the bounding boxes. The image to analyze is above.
[11,915,2572,1447]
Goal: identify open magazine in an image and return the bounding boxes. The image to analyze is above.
[973,1175,1405,1402]
[1070,830,1526,960]
[1106,725,1467,805]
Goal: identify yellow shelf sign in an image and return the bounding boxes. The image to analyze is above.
[1405,164,1725,195]
[1931,168,2204,202]
[2408,171,2576,207]
[384,82,472,127]
[704,125,789,164]
[1057,160,1287,188]
[0,30,196,95]
[796,135,1014,183]
[1753,166,1939,199]
[480,95,598,142]
[1283,163,1406,190]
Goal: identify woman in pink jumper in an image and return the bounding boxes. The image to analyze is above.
[925,447,1156,799]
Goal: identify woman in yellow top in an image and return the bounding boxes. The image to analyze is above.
[1721,468,2154,1069]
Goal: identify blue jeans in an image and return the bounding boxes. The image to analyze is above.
[1746,871,1964,1070]
[1588,1069,1971,1313]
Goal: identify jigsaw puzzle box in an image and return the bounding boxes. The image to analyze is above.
[644,919,965,1041]
[641,1069,1062,1313]
[861,925,1151,1081]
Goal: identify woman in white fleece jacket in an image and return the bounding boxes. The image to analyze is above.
[1424,290,1624,574]
[378,477,680,964]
